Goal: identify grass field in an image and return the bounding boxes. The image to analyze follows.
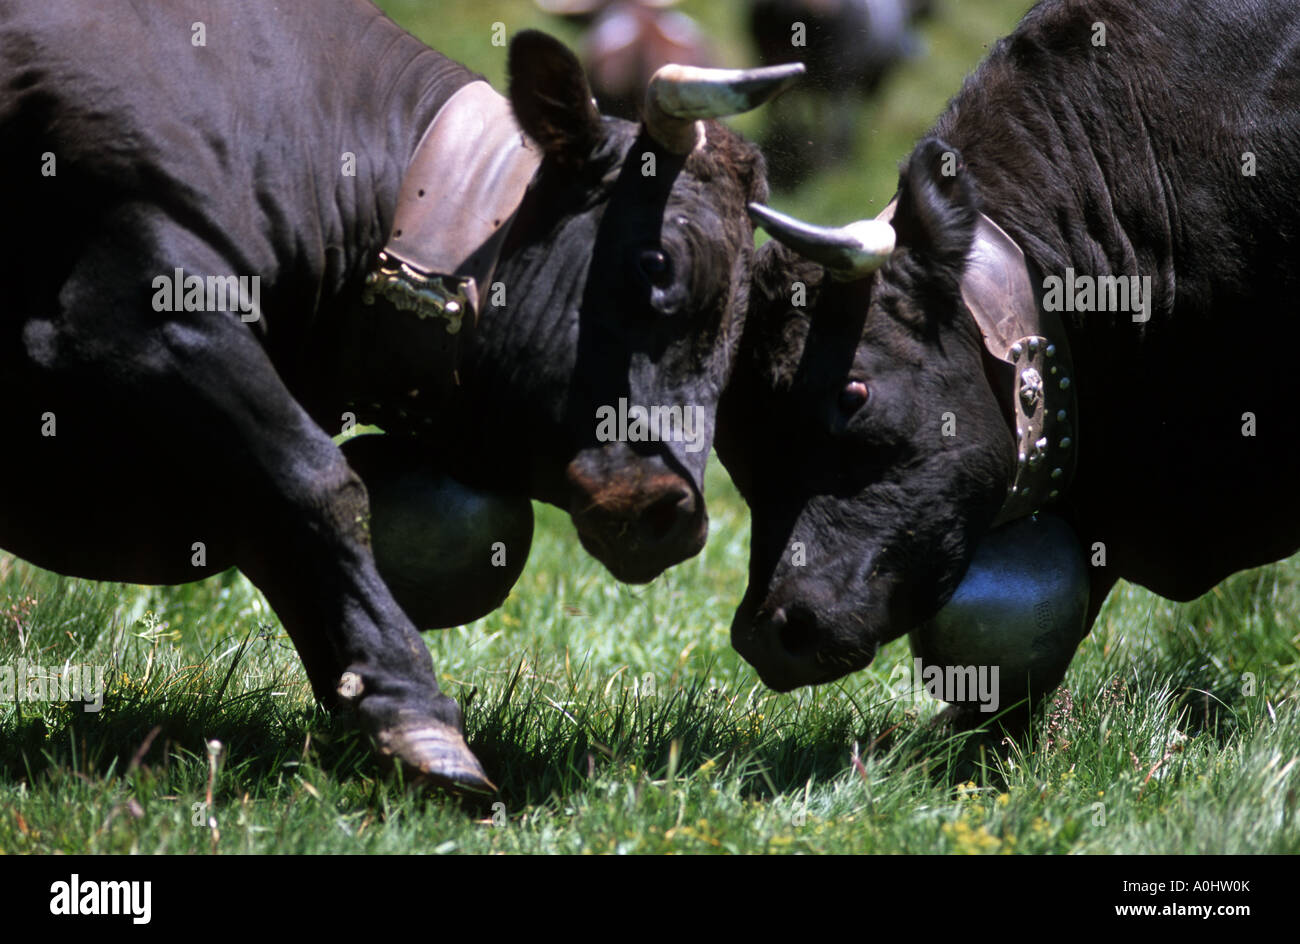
[1,0,1297,855]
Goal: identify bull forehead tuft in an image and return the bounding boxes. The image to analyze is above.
[686,121,768,202]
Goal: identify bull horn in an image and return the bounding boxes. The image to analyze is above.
[644,62,805,155]
[748,203,895,280]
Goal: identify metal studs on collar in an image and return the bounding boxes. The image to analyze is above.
[362,250,472,335]
[995,332,1077,527]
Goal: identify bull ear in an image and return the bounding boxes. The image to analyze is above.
[892,137,978,276]
[508,30,602,167]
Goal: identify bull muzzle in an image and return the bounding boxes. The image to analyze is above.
[565,446,707,583]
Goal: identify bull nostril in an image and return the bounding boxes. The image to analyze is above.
[641,488,694,543]
[778,606,821,658]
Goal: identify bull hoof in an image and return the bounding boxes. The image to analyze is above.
[374,722,497,794]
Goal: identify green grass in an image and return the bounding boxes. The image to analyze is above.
[2,0,1297,854]
[2,456,1297,853]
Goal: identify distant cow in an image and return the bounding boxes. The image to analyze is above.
[749,0,930,187]
[537,0,715,119]
[0,0,799,790]
[720,0,1300,720]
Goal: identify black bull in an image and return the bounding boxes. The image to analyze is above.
[719,0,1300,712]
[0,0,796,790]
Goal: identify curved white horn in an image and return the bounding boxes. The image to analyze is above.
[748,203,895,280]
[644,62,804,154]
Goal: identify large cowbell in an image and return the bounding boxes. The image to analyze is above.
[342,434,534,629]
[908,514,1089,713]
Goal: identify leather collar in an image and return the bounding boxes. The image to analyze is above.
[368,80,542,330]
[357,80,542,433]
[878,200,1078,525]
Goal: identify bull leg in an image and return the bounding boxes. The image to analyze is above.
[28,220,492,791]
[196,344,492,791]
[233,461,493,792]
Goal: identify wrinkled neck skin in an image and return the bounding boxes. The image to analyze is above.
[933,0,1300,604]
[442,131,642,504]
[288,6,483,421]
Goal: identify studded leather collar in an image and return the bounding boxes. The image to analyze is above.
[878,200,1078,526]
[355,80,542,435]
[364,80,541,331]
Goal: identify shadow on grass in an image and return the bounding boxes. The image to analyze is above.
[2,656,1026,809]
[463,663,1006,807]
[0,690,376,793]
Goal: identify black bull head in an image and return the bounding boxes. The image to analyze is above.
[425,35,803,586]
[353,31,807,608]
[716,139,1086,707]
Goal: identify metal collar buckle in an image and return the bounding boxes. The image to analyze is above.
[999,332,1075,526]
[362,251,471,335]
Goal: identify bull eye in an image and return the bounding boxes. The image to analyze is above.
[839,380,870,416]
[636,248,674,289]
